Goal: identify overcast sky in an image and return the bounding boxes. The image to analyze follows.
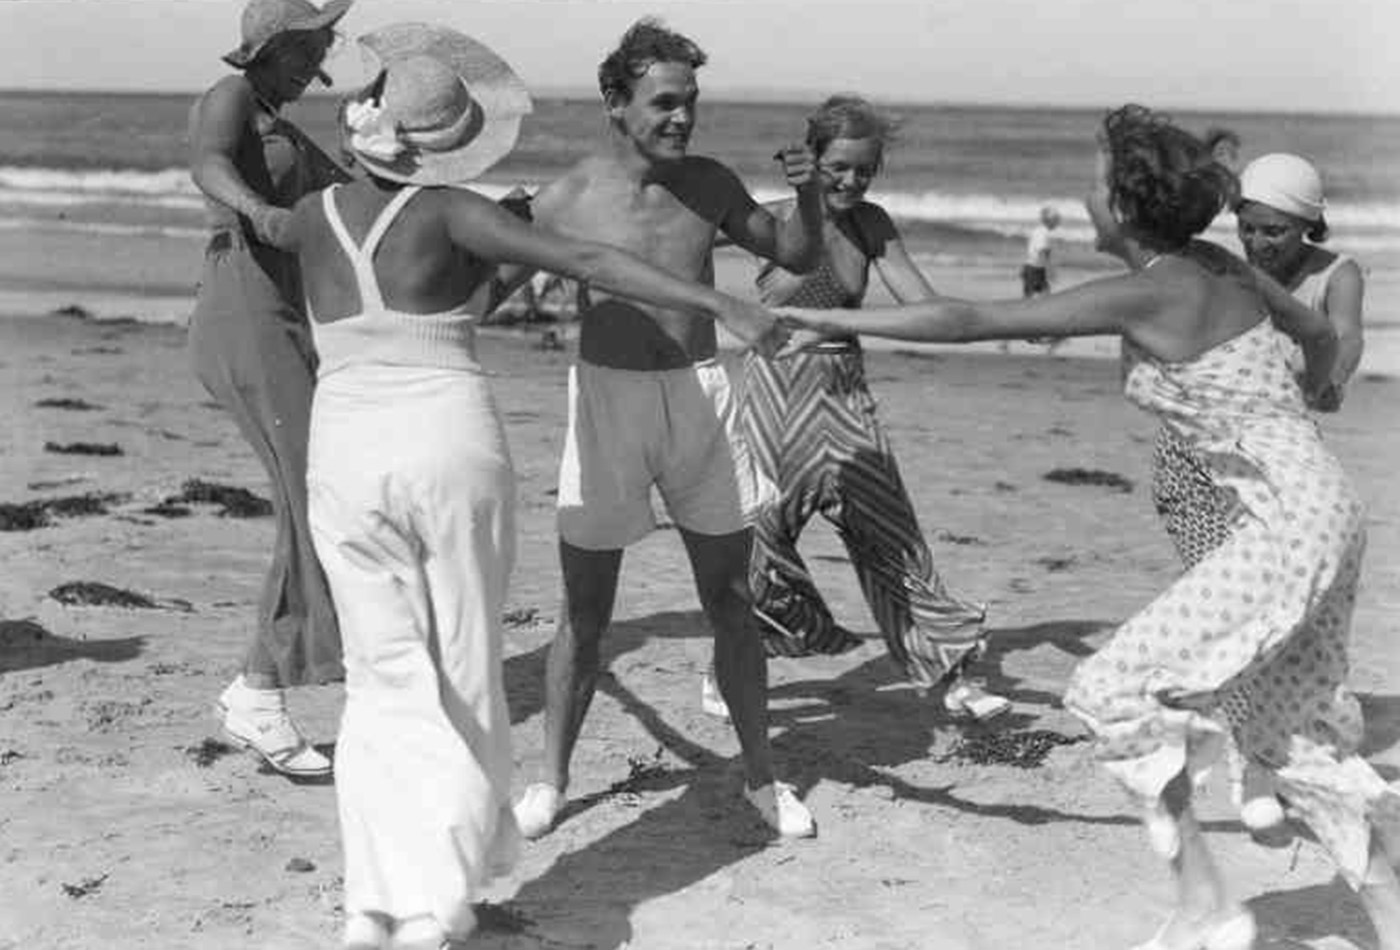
[4,0,1398,114]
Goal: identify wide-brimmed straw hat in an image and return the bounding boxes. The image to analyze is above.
[222,0,353,71]
[341,22,532,187]
[1239,153,1326,222]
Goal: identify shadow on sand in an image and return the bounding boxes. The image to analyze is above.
[493,611,1271,949]
[0,618,145,675]
[1248,877,1378,949]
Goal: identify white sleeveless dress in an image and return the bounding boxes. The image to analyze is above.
[1279,252,1355,376]
[306,185,519,940]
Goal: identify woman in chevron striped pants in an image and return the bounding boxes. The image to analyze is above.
[714,96,1009,721]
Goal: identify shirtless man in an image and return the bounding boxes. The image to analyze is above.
[512,18,824,840]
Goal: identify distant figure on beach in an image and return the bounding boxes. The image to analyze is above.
[510,17,823,843]
[1203,125,1243,174]
[778,104,1400,950]
[265,23,790,948]
[1014,204,1063,352]
[1151,150,1365,833]
[187,0,353,781]
[1021,205,1060,299]
[717,94,1009,723]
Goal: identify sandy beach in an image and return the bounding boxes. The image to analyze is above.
[1,270,1397,950]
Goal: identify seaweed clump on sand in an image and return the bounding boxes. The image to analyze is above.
[163,479,272,518]
[44,441,123,457]
[142,501,193,518]
[50,304,94,320]
[34,398,103,411]
[49,581,160,609]
[937,729,1087,769]
[0,502,49,532]
[0,492,130,531]
[1042,467,1134,493]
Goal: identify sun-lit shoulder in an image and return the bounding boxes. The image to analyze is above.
[531,164,594,222]
[198,74,254,115]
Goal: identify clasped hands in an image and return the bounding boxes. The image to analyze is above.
[729,305,848,360]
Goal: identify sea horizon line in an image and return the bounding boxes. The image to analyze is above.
[0,85,1396,121]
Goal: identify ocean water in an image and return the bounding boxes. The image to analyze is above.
[1,90,1397,307]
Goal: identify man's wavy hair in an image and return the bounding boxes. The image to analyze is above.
[1100,104,1238,250]
[804,95,901,169]
[597,18,707,104]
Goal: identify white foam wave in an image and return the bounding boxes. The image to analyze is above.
[0,165,201,197]
[0,189,204,212]
[0,217,205,240]
[3,167,1397,231]
[1,168,1397,255]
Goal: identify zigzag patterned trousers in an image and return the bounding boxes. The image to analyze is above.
[741,347,987,688]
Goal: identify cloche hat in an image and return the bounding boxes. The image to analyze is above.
[1239,153,1326,222]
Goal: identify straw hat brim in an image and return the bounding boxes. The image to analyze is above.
[221,0,354,70]
[351,22,533,188]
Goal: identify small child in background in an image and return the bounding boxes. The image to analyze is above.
[1204,126,1243,174]
[1022,204,1060,298]
[1009,205,1062,352]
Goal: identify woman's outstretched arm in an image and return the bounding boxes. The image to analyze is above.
[779,270,1155,343]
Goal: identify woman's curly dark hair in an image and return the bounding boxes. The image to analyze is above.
[597,18,707,104]
[1101,105,1238,250]
[804,95,901,166]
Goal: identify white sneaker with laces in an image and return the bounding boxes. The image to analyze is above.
[217,675,331,778]
[744,781,816,838]
[700,673,731,720]
[513,783,564,840]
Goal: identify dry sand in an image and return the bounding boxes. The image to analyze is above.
[1,295,1397,949]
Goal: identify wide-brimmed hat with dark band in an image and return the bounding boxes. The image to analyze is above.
[341,22,533,187]
[222,0,354,82]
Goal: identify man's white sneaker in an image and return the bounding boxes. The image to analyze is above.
[217,675,331,779]
[744,781,816,838]
[700,673,731,720]
[513,783,564,840]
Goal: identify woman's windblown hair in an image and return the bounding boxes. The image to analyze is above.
[1101,105,1237,250]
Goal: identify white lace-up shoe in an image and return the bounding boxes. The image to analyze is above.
[217,675,331,779]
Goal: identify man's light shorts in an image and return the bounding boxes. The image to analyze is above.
[557,357,774,550]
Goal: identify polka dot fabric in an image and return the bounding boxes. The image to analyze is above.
[1065,319,1396,886]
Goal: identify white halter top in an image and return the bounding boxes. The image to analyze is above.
[309,185,482,379]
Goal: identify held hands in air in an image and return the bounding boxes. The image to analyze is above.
[773,144,817,190]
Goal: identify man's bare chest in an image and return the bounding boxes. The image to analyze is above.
[556,188,721,263]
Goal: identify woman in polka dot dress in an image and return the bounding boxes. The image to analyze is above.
[776,104,1400,950]
[1152,151,1366,832]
